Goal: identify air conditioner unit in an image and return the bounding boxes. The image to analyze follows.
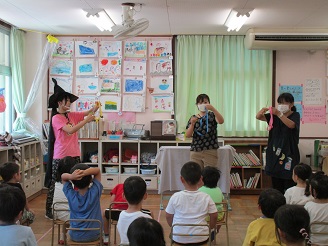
[245,28,328,50]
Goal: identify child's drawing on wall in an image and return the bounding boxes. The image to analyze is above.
[124,41,147,58]
[150,59,172,75]
[99,41,122,57]
[75,40,98,57]
[149,40,172,57]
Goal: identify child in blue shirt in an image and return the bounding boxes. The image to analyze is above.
[62,164,103,242]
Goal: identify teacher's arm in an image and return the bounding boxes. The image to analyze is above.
[256,107,269,121]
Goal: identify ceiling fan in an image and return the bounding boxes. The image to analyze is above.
[112,2,149,41]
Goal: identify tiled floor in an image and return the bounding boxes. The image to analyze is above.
[29,192,261,245]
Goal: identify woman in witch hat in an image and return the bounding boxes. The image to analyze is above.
[45,78,99,219]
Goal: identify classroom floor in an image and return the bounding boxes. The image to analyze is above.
[29,192,261,246]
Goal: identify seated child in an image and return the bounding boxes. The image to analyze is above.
[304,171,328,246]
[243,188,286,246]
[274,204,311,246]
[61,164,103,242]
[0,184,37,245]
[53,156,76,244]
[284,163,314,205]
[127,217,165,246]
[117,176,152,245]
[166,161,218,245]
[0,162,35,224]
[198,166,224,223]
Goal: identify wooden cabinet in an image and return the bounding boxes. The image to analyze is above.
[0,141,43,198]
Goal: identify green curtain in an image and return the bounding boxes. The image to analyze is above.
[10,27,26,130]
[175,35,272,137]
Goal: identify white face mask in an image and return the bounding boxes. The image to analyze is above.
[277,104,290,113]
[197,104,207,112]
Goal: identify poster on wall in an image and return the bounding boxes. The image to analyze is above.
[76,58,98,76]
[123,77,146,94]
[99,95,121,112]
[53,41,74,58]
[100,77,121,93]
[149,58,173,75]
[149,40,172,57]
[304,79,322,105]
[122,94,145,112]
[302,105,326,123]
[279,85,303,102]
[75,77,99,95]
[124,41,147,58]
[75,40,98,57]
[50,59,73,76]
[49,76,73,93]
[150,76,173,93]
[98,58,121,76]
[151,94,174,113]
[123,58,147,76]
[294,103,303,119]
[76,96,96,111]
[99,41,122,58]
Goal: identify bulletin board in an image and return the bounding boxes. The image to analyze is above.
[276,50,328,138]
[49,36,173,131]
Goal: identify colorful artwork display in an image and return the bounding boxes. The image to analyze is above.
[99,95,121,112]
[149,58,173,75]
[99,58,121,76]
[123,58,147,76]
[50,59,73,76]
[122,94,145,112]
[99,41,122,57]
[76,96,96,111]
[100,77,121,93]
[75,40,98,57]
[123,77,146,93]
[149,40,172,57]
[124,41,147,58]
[150,76,173,93]
[49,76,73,93]
[53,41,74,57]
[76,59,98,76]
[151,94,174,113]
[75,77,99,95]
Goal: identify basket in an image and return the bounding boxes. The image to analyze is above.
[105,166,119,174]
[140,168,156,175]
[123,167,138,174]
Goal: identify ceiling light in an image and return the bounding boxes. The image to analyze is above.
[83,9,115,32]
[224,9,253,32]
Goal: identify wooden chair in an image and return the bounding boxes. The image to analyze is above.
[108,202,128,245]
[64,219,103,246]
[52,201,70,246]
[170,223,211,246]
[310,221,328,246]
[214,201,229,246]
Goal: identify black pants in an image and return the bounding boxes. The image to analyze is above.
[271,177,296,194]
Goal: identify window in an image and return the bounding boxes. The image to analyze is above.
[0,25,13,133]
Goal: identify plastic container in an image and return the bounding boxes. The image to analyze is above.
[140,168,156,175]
[123,167,138,174]
[105,166,119,174]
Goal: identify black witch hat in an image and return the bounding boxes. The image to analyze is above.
[48,78,79,108]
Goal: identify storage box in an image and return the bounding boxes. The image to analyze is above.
[101,175,119,189]
[123,167,138,174]
[105,166,119,174]
[141,168,156,175]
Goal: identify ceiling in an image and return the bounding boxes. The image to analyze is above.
[1,0,328,36]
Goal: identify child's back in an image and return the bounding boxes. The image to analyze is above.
[243,188,286,246]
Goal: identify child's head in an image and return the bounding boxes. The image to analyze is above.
[310,171,328,199]
[127,217,165,246]
[293,163,312,182]
[0,162,20,182]
[56,156,76,182]
[274,204,311,245]
[258,188,286,218]
[123,176,147,205]
[202,166,221,188]
[0,184,26,224]
[70,163,92,189]
[180,161,202,186]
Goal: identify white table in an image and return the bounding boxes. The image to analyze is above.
[156,145,234,194]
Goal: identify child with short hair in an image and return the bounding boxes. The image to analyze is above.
[274,204,311,246]
[127,217,166,246]
[166,161,218,245]
[53,156,76,244]
[284,163,314,205]
[117,176,152,245]
[0,162,35,224]
[304,171,328,246]
[243,188,286,246]
[198,166,224,222]
[0,184,37,245]
[61,164,103,243]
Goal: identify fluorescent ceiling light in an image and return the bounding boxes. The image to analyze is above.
[83,8,115,32]
[224,9,253,32]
